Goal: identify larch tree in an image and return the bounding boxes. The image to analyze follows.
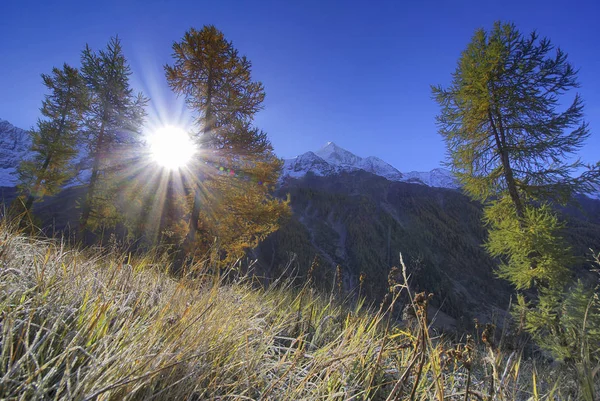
[433,22,598,211]
[433,21,600,288]
[16,64,88,216]
[194,121,288,263]
[79,37,147,235]
[433,21,600,379]
[165,25,289,262]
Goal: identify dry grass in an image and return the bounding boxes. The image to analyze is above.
[0,221,589,400]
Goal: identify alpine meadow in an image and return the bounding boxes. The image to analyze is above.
[1,2,600,400]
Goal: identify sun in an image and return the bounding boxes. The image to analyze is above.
[148,125,196,170]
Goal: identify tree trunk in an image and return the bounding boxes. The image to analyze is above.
[488,109,524,219]
[184,70,213,249]
[80,118,106,234]
[24,155,51,212]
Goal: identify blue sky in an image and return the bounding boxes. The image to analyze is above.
[1,0,599,171]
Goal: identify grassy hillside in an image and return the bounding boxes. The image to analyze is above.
[0,221,595,400]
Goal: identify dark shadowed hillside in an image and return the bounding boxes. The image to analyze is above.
[255,171,600,327]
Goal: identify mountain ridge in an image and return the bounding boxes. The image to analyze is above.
[282,141,459,189]
[0,119,33,187]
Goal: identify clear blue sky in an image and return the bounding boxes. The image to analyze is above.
[1,0,599,171]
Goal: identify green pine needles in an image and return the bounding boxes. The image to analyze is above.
[483,198,572,291]
[79,37,147,234]
[17,64,88,215]
[433,21,600,398]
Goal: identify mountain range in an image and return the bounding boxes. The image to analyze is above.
[0,119,460,190]
[282,140,600,200]
[281,141,460,189]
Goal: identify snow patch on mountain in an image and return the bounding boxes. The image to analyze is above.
[0,119,33,187]
[282,151,338,178]
[402,168,460,189]
[588,184,600,200]
[360,156,404,181]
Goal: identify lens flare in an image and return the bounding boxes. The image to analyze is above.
[148,125,196,170]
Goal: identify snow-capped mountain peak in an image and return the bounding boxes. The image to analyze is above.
[282,142,459,189]
[315,141,363,167]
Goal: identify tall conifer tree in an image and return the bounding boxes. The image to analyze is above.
[79,37,147,234]
[433,21,600,287]
[17,64,88,215]
[165,25,288,260]
[433,22,600,380]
